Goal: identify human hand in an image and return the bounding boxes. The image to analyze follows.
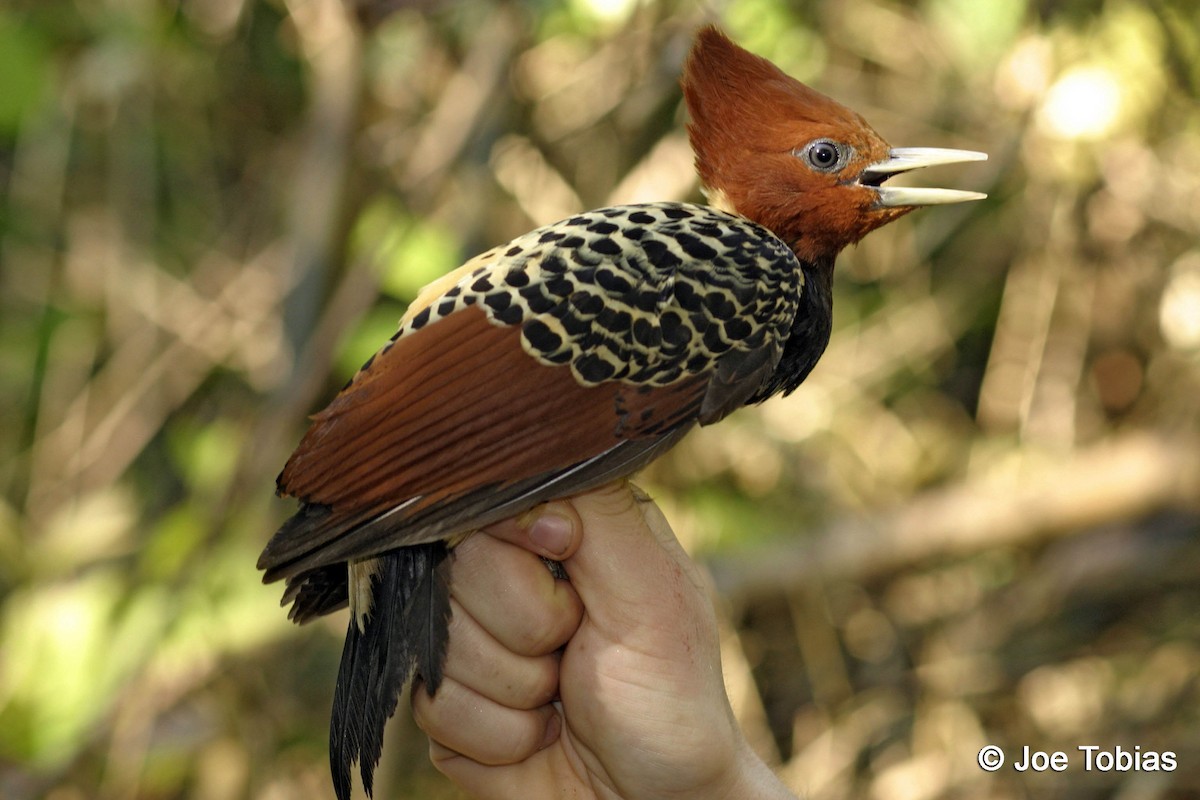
[412,481,795,800]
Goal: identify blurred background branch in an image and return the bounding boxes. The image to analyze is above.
[0,0,1197,798]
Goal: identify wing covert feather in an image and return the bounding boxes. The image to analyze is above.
[262,202,805,582]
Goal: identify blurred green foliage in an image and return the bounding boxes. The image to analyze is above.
[1,0,1198,798]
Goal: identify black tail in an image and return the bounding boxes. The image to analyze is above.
[329,542,453,800]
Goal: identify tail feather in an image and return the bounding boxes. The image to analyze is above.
[282,562,349,622]
[329,543,452,800]
[406,545,455,691]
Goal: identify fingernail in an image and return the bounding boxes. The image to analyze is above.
[539,711,561,750]
[528,511,573,558]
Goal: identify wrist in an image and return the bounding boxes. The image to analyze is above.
[708,739,796,800]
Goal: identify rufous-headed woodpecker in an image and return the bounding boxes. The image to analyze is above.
[258,25,986,799]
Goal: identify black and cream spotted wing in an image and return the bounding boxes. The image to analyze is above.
[259,202,811,593]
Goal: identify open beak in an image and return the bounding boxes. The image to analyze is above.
[861,148,988,207]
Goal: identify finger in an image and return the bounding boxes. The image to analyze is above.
[412,675,560,767]
[442,596,561,710]
[482,500,582,561]
[452,532,583,657]
[427,730,569,800]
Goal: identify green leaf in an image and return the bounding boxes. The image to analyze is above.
[0,11,50,135]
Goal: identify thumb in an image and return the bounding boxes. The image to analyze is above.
[563,481,714,636]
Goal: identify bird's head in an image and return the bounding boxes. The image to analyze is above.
[683,26,985,265]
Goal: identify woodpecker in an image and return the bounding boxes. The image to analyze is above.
[259,26,985,799]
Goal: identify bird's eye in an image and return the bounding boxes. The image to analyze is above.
[801,139,846,173]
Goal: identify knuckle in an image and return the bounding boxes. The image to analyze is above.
[513,593,579,656]
[509,656,559,708]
